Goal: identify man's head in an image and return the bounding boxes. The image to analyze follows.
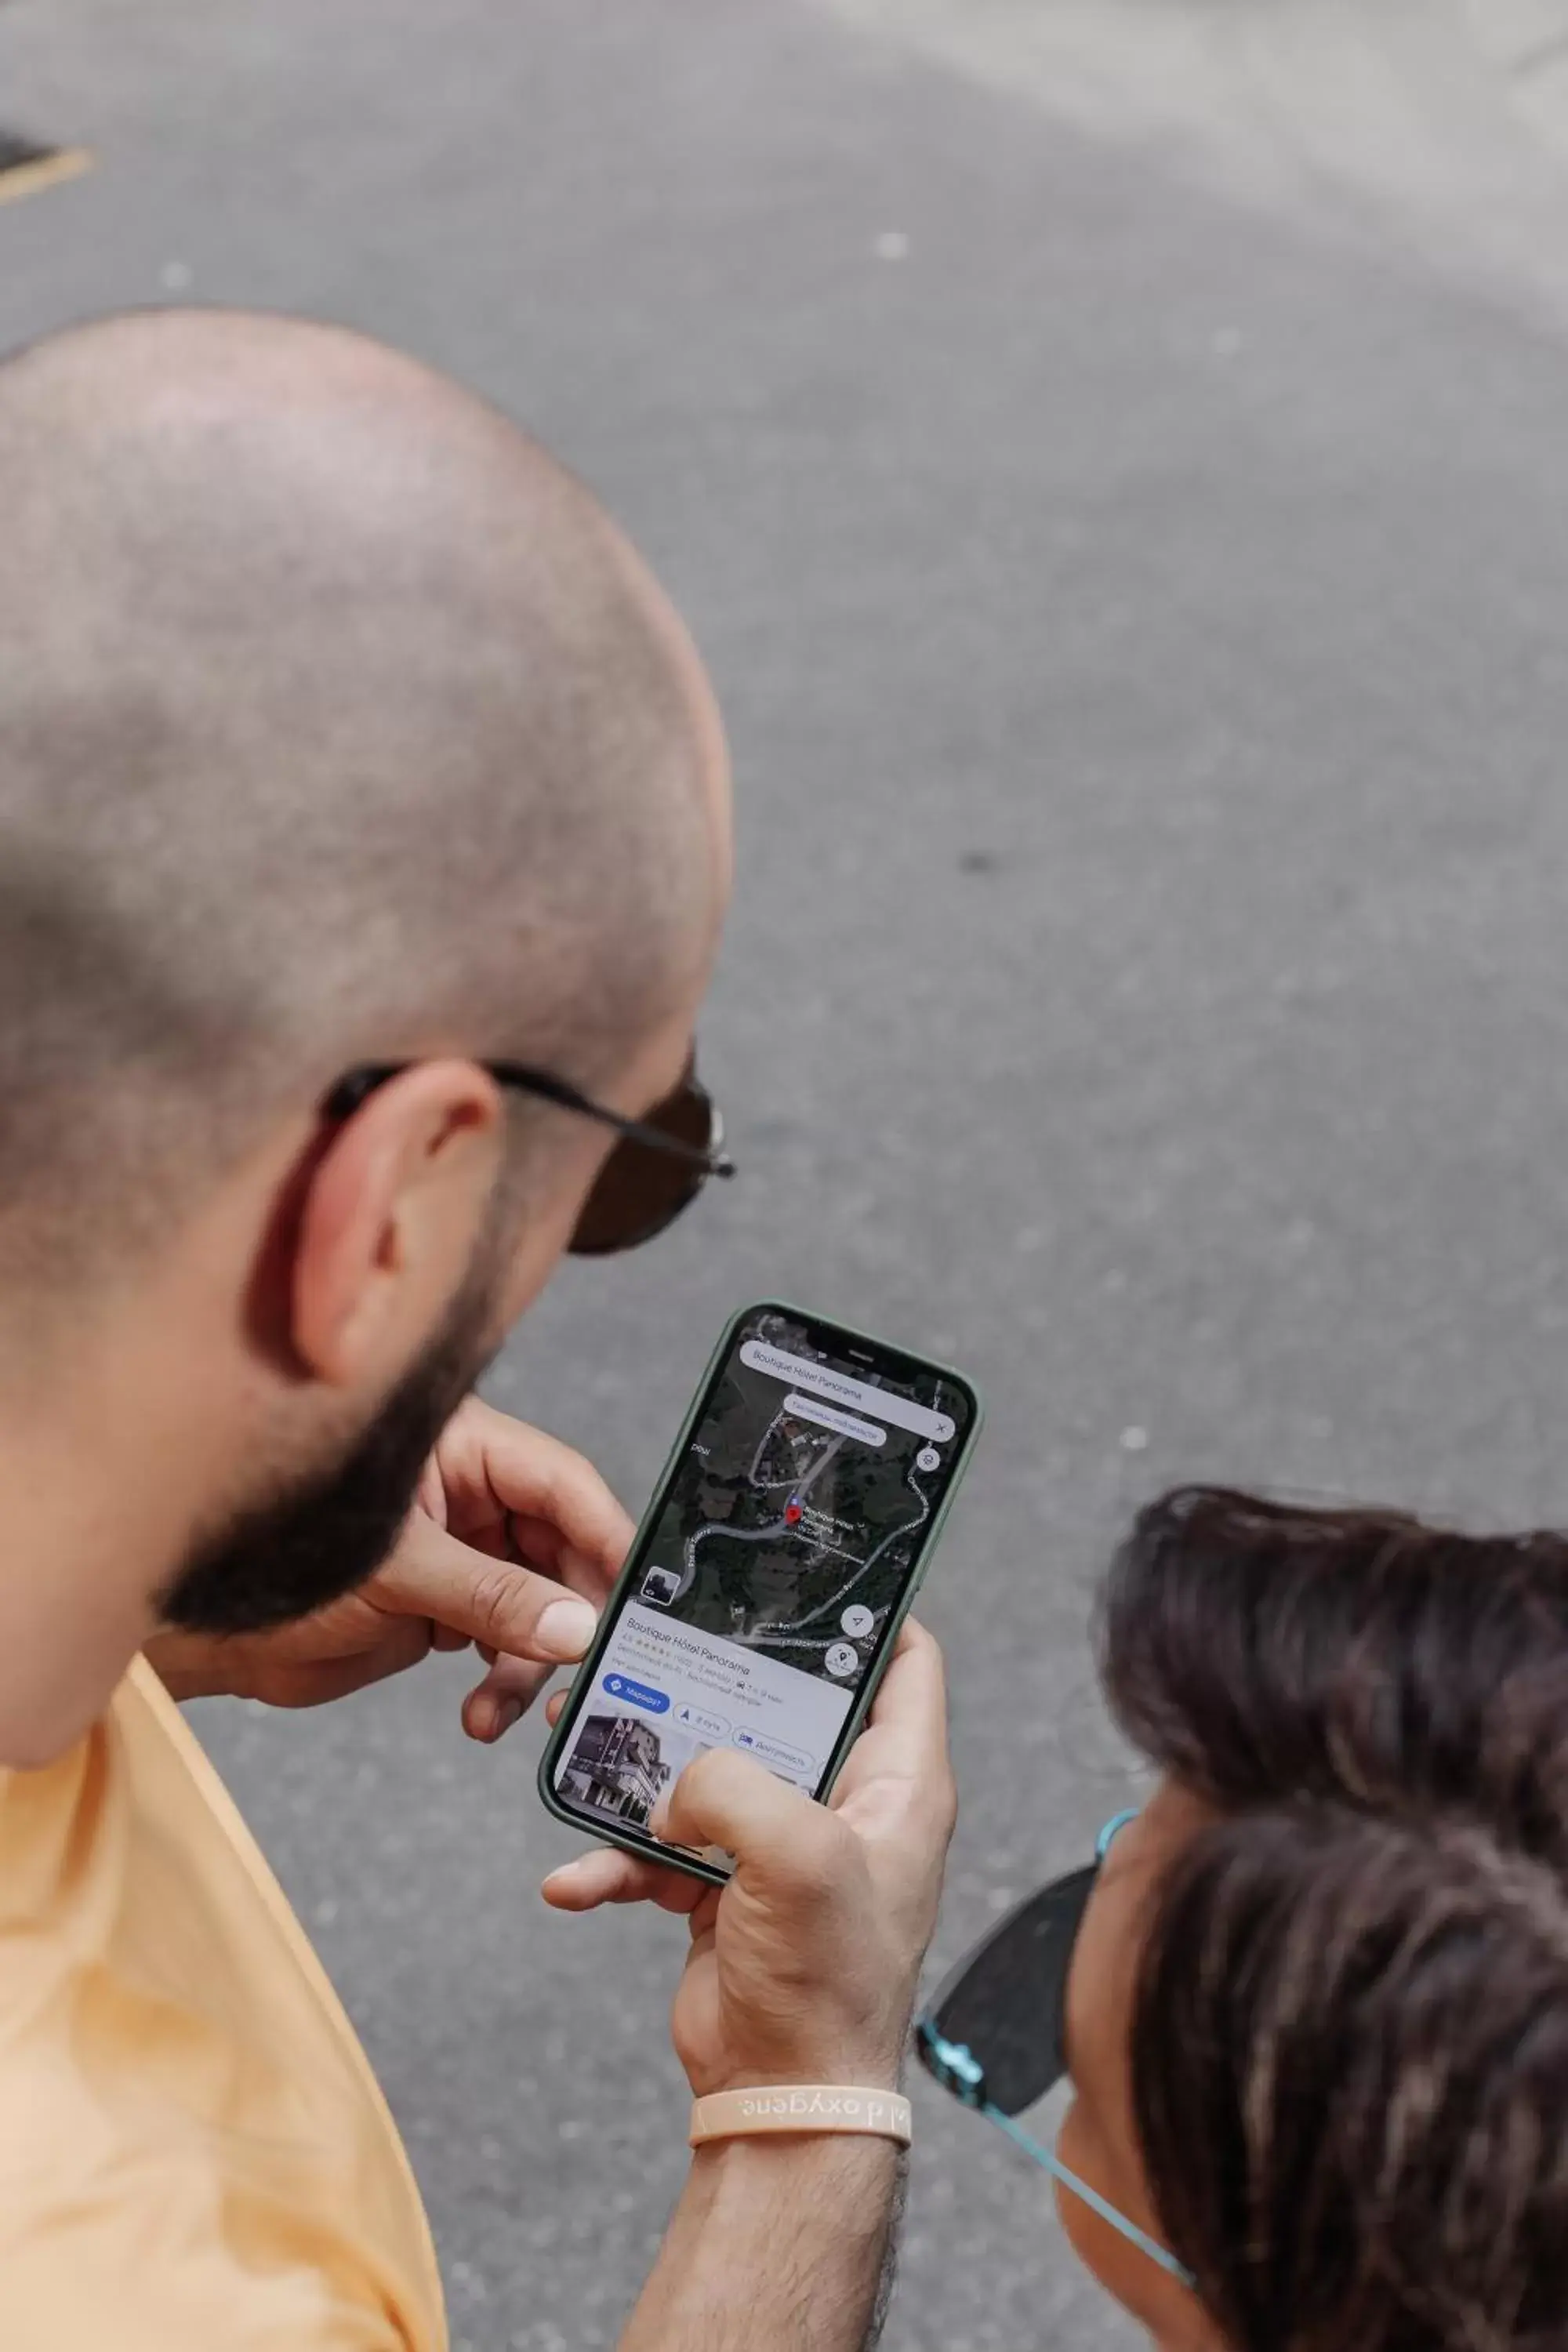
[1059,1490,1568,2352]
[0,307,731,1763]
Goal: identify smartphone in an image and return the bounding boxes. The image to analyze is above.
[538,1301,982,1886]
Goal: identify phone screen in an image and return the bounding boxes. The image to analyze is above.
[548,1305,978,1866]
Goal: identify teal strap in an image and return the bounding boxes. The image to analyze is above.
[920,2031,1194,2288]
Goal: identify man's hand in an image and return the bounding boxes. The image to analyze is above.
[145,1399,631,1739]
[543,1619,956,2094]
[557,1624,956,2352]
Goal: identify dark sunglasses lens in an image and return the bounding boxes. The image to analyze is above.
[568,1080,716,1257]
[920,1864,1099,2117]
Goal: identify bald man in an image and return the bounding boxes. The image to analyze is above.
[0,312,956,2352]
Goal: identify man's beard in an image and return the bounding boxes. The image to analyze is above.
[159,1244,503,1639]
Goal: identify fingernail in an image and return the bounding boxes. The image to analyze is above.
[493,1697,524,1738]
[535,1596,597,1661]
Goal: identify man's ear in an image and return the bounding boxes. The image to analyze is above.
[289,1062,506,1388]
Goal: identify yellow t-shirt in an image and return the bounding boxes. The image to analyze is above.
[0,1657,447,2351]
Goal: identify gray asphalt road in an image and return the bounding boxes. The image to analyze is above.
[7,4,1568,2347]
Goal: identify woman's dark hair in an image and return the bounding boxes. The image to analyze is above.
[1103,1487,1568,2352]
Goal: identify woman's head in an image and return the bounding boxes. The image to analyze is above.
[1063,1487,1568,2352]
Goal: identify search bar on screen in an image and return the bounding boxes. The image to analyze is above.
[784,1393,887,1446]
[740,1340,956,1443]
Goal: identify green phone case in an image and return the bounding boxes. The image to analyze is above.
[536,1298,984,1888]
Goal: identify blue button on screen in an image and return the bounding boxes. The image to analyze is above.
[602,1672,670,1714]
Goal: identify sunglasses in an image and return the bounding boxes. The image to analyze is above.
[916,1810,1192,2285]
[323,1051,734,1256]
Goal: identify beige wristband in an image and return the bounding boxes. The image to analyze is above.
[688,2085,913,2147]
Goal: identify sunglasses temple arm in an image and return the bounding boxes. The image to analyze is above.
[485,1062,733,1178]
[920,2026,1192,2288]
[982,2107,1196,2287]
[584,1100,731,1175]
